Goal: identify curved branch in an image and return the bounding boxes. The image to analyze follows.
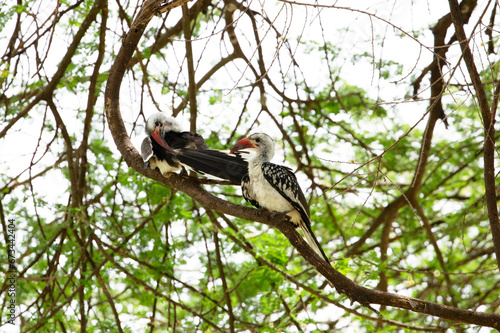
[448,0,500,271]
[104,0,500,329]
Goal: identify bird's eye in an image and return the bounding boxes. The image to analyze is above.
[255,138,261,143]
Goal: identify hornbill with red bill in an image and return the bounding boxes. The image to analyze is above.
[230,133,330,264]
[141,112,249,184]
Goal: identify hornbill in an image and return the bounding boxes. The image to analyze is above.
[141,112,249,183]
[230,133,330,264]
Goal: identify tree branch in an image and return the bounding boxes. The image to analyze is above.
[448,0,500,271]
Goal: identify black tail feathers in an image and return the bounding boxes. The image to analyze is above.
[176,149,249,184]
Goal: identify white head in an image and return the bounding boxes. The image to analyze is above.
[230,133,275,162]
[145,112,183,136]
[145,112,182,152]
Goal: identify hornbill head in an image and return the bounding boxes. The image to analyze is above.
[230,133,275,162]
[144,112,182,154]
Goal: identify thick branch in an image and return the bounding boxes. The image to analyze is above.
[448,0,500,270]
[182,4,198,132]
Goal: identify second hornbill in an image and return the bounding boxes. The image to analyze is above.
[230,133,330,264]
[141,112,249,184]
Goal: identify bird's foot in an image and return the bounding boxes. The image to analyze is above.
[269,211,282,220]
[179,168,189,177]
[254,207,267,217]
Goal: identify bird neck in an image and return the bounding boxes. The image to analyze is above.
[248,150,271,167]
[248,158,264,179]
[261,153,271,163]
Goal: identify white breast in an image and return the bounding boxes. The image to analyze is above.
[149,157,181,175]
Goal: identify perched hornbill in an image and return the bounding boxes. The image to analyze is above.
[141,112,249,184]
[230,133,330,264]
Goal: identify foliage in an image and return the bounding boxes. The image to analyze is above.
[0,0,499,332]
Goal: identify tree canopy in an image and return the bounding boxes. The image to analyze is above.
[1,0,500,331]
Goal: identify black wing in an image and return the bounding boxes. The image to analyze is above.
[261,162,310,222]
[262,162,330,264]
[176,149,249,184]
[164,131,208,150]
[241,174,260,207]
